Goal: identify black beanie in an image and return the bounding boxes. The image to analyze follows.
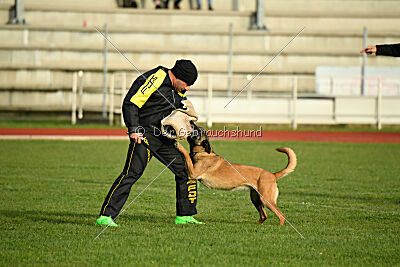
[171,59,198,86]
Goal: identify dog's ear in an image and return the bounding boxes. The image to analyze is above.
[201,140,212,154]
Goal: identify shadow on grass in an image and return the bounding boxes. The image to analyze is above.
[0,209,178,226]
[73,179,110,185]
[120,213,250,225]
[0,209,95,226]
[1,209,275,226]
[287,190,394,203]
[121,213,178,224]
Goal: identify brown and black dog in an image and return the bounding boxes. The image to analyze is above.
[174,125,297,225]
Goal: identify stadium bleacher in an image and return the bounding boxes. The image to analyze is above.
[0,0,399,121]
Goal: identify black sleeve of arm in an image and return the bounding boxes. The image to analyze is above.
[122,98,141,133]
[122,79,143,133]
[376,43,400,57]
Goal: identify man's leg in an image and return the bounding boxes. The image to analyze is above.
[99,137,152,221]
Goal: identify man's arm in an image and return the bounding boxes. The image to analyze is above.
[361,43,400,57]
[122,93,140,134]
[122,82,143,143]
[376,43,400,57]
[122,97,143,143]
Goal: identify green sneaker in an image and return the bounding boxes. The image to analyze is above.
[175,216,205,225]
[96,215,119,227]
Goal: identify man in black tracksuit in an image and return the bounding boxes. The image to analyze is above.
[361,43,400,57]
[96,59,203,226]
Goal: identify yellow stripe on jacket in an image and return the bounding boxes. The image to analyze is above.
[130,69,167,108]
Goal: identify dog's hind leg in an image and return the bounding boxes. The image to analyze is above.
[259,184,286,225]
[250,188,267,224]
[267,202,286,225]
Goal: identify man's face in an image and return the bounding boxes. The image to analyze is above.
[174,78,190,94]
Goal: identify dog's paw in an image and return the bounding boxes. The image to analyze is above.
[257,218,266,224]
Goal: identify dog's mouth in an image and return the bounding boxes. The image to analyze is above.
[188,121,210,149]
[186,135,195,144]
[187,133,201,145]
[189,121,201,139]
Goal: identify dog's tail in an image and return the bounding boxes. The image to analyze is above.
[273,147,297,180]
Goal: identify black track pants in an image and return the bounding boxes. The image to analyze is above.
[100,133,197,219]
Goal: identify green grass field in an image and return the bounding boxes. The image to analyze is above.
[1,139,399,265]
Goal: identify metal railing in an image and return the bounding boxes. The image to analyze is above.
[197,74,400,130]
[71,71,84,125]
[73,71,400,130]
[108,72,129,126]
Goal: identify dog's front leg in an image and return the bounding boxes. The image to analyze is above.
[174,142,200,179]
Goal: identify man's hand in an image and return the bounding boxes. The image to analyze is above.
[129,132,143,144]
[360,45,377,55]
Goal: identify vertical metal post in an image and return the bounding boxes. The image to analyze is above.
[207,73,213,128]
[376,76,382,130]
[109,73,115,126]
[291,76,298,130]
[71,72,78,125]
[8,0,26,24]
[232,0,238,11]
[102,23,108,119]
[361,26,367,96]
[78,70,84,120]
[256,0,265,29]
[227,23,233,97]
[121,72,127,126]
[330,76,334,95]
[332,97,337,123]
[250,0,267,30]
[16,0,25,23]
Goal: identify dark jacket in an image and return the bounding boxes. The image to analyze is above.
[376,43,400,57]
[122,66,186,134]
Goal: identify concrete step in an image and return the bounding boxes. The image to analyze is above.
[0,69,315,93]
[0,9,8,24]
[2,26,400,56]
[2,89,319,115]
[265,16,400,36]
[4,0,399,17]
[25,0,118,9]
[23,8,250,31]
[1,47,399,74]
[3,6,400,34]
[0,90,78,108]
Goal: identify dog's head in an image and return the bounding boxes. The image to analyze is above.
[187,121,212,154]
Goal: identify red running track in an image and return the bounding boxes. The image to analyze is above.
[1,128,400,143]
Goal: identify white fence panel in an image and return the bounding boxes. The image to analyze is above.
[316,66,400,96]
